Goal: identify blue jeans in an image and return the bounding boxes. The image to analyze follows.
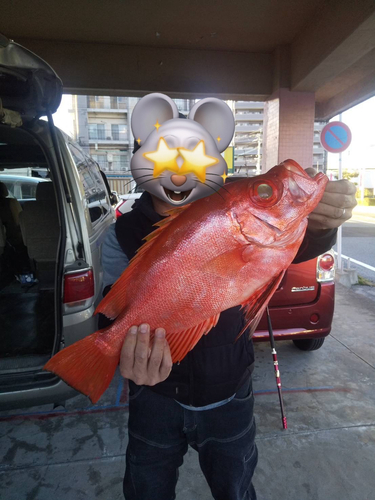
[123,378,258,500]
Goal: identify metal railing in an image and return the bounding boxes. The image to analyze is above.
[88,127,128,142]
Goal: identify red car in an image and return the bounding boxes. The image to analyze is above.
[255,251,335,350]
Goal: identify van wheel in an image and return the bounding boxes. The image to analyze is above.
[293,338,325,351]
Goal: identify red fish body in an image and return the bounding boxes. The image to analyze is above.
[45,160,328,402]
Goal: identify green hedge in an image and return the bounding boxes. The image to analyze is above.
[355,188,374,198]
[356,198,375,206]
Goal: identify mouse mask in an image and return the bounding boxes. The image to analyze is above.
[131,93,235,205]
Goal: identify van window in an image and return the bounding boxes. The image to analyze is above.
[67,142,111,225]
[21,182,37,199]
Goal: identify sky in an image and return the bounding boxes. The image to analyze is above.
[52,93,375,175]
[50,94,75,137]
[327,95,375,173]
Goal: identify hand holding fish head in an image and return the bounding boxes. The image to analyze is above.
[231,159,328,247]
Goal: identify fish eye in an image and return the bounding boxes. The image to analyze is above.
[256,183,273,199]
[250,180,279,207]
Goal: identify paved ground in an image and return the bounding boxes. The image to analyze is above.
[334,204,375,284]
[1,283,375,500]
[340,216,375,282]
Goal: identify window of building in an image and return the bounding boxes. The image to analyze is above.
[92,154,108,170]
[88,124,105,140]
[111,124,127,141]
[174,99,189,112]
[110,96,127,109]
[112,154,128,171]
[87,96,103,108]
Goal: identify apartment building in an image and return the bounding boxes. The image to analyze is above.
[234,101,263,175]
[72,96,192,193]
[233,101,326,176]
[73,95,133,171]
[72,96,326,193]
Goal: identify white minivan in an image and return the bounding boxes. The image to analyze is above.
[0,36,117,409]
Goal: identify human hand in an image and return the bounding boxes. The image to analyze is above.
[305,168,357,233]
[119,323,172,386]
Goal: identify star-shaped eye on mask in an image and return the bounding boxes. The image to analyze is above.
[178,141,219,183]
[143,138,180,178]
[143,138,219,183]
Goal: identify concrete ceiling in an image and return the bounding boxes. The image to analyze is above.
[2,0,375,119]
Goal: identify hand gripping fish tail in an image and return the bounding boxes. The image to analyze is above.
[44,159,328,404]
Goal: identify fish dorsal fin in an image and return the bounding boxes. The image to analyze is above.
[165,313,221,363]
[140,204,190,248]
[95,205,190,320]
[236,271,285,341]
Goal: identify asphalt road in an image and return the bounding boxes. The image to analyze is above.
[337,215,375,282]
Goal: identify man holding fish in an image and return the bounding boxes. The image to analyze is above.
[112,171,356,500]
[44,95,357,500]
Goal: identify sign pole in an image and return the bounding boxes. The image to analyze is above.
[320,117,351,274]
[337,114,343,271]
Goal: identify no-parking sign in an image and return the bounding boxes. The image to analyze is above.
[320,121,352,153]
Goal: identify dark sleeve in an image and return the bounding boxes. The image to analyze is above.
[292,228,337,264]
[98,285,115,329]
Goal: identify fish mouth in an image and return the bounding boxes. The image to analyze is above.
[163,187,193,204]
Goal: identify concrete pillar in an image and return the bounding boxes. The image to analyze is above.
[262,88,315,172]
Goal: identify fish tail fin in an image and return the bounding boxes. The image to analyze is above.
[44,329,120,404]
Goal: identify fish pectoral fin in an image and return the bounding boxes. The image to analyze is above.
[236,271,285,341]
[166,313,221,363]
[202,247,251,278]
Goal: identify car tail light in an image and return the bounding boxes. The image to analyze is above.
[115,200,126,218]
[316,251,335,282]
[64,269,94,305]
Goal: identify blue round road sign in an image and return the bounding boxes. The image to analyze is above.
[320,121,352,153]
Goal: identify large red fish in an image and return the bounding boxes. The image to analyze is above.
[45,159,328,403]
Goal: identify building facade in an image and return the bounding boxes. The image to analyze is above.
[72,96,193,193]
[233,101,326,176]
[72,96,326,193]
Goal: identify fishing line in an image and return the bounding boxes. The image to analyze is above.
[266,306,287,430]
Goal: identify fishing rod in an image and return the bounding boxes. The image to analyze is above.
[266,306,287,430]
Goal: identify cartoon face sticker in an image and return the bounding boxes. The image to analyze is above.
[131,93,235,205]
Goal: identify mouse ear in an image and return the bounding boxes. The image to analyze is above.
[188,98,235,152]
[131,93,179,146]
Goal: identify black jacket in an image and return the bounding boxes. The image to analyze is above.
[102,192,337,406]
